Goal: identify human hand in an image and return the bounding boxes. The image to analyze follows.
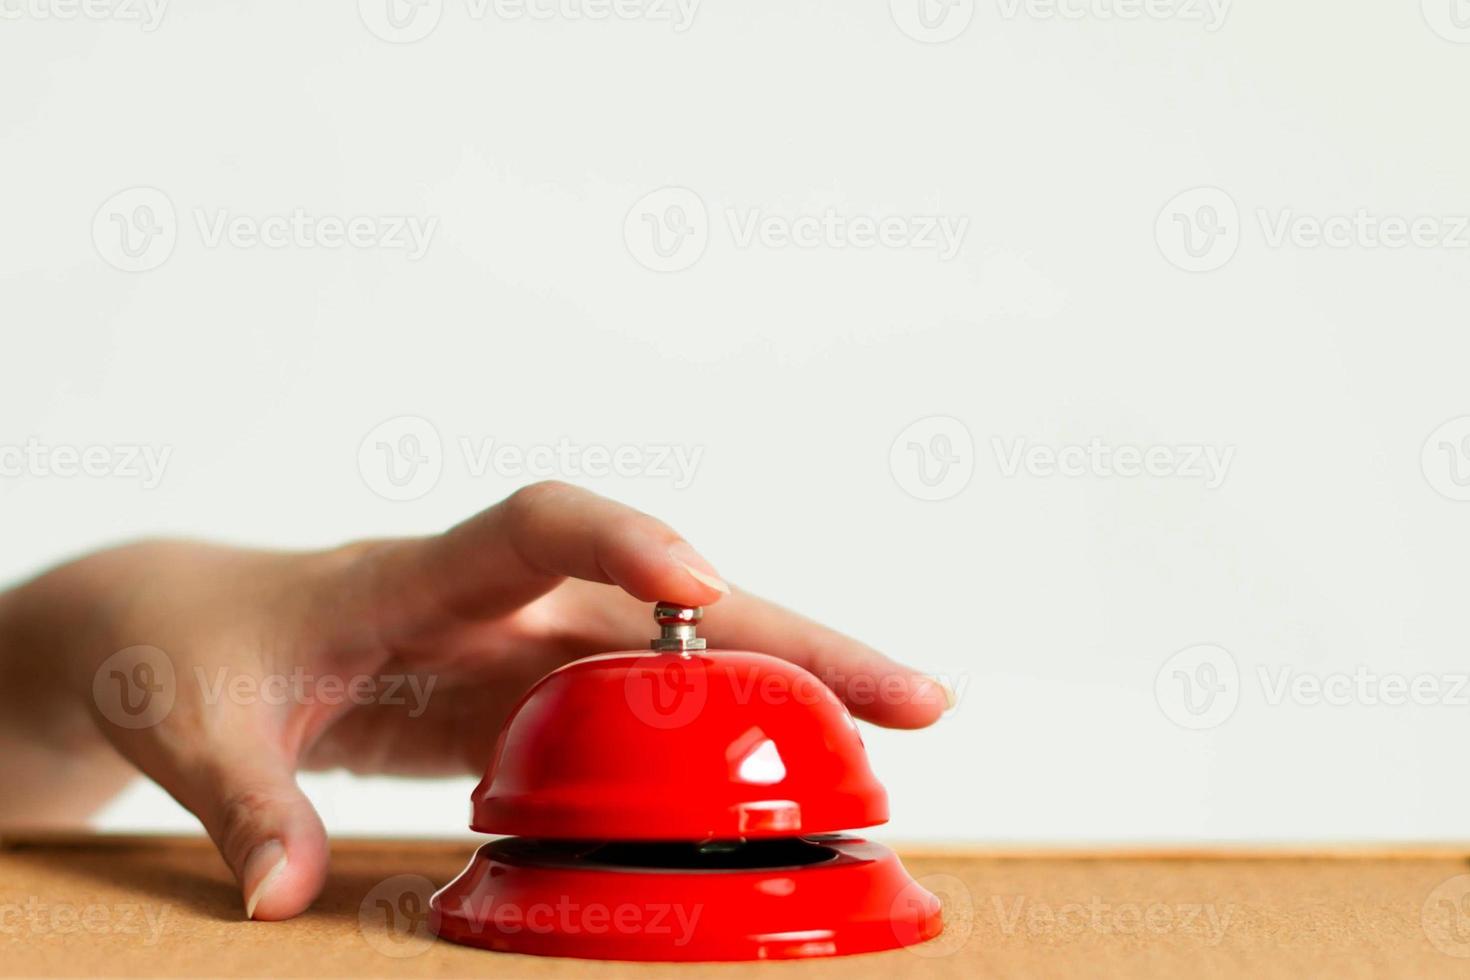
[0,482,950,921]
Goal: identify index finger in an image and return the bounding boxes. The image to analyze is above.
[370,481,731,630]
[561,581,952,729]
[700,590,954,730]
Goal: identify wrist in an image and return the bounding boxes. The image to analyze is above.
[0,565,136,824]
[0,583,78,735]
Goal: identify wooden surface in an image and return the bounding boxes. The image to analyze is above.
[4,835,1470,978]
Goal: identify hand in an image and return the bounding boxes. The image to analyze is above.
[0,482,950,920]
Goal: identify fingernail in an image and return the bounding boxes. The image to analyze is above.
[927,675,957,711]
[669,541,730,595]
[242,839,288,920]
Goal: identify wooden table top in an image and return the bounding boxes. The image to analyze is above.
[3,835,1469,978]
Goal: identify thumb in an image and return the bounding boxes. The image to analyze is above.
[178,754,329,921]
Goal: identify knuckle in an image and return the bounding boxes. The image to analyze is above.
[616,513,674,549]
[503,480,575,523]
[212,785,290,862]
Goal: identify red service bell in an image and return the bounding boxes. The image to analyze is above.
[430,602,942,961]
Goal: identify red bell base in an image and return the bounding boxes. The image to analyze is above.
[430,836,942,961]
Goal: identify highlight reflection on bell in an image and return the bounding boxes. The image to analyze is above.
[430,602,943,961]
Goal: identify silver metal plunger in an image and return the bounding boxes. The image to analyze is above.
[651,602,706,653]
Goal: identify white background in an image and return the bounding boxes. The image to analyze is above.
[5,0,1470,843]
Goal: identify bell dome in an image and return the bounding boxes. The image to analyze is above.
[471,647,889,840]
